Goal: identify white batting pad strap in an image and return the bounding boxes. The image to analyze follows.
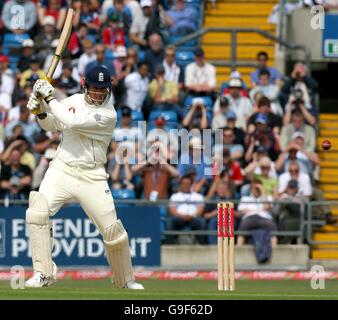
[26,192,53,277]
[104,220,134,288]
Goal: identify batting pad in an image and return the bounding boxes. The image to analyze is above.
[26,191,54,277]
[104,219,134,288]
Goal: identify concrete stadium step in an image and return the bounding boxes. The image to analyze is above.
[207,3,275,15]
[320,224,338,232]
[204,17,276,29]
[319,151,338,161]
[319,129,338,136]
[313,244,338,249]
[319,114,338,120]
[216,66,255,75]
[322,193,338,200]
[212,0,278,4]
[204,45,275,60]
[318,121,338,129]
[319,184,338,192]
[321,177,338,183]
[216,66,254,85]
[202,33,275,45]
[314,233,338,241]
[320,168,338,176]
[318,160,338,168]
[162,244,309,269]
[311,250,338,259]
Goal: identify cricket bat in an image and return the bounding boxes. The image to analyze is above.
[45,8,74,82]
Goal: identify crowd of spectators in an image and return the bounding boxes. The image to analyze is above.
[0,0,331,246]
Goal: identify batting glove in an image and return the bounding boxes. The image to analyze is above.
[27,93,45,115]
[33,79,55,103]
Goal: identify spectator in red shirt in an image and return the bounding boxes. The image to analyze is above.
[73,0,101,34]
[213,148,244,187]
[67,23,89,59]
[102,14,126,51]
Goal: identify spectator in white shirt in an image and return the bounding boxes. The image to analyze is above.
[124,62,150,111]
[278,161,312,200]
[185,48,216,96]
[129,0,152,48]
[237,179,277,246]
[77,39,96,76]
[168,175,206,244]
[214,78,253,130]
[163,45,184,89]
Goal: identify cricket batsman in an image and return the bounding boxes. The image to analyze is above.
[24,65,144,290]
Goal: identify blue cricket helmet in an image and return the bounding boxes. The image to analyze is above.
[85,65,112,89]
[83,65,113,106]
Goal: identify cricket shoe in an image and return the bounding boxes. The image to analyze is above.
[123,280,144,290]
[25,262,58,288]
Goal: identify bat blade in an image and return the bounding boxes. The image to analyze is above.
[46,8,74,82]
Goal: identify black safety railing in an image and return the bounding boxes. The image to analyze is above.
[0,198,313,244]
[173,27,311,73]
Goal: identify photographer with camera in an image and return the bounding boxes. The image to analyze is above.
[282,87,316,127]
[280,111,316,152]
[275,132,320,176]
[281,62,318,117]
[245,113,280,163]
[182,97,209,130]
[132,139,179,200]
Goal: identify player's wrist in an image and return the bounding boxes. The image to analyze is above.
[36,112,47,120]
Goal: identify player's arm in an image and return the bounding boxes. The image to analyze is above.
[27,93,64,132]
[32,80,116,140]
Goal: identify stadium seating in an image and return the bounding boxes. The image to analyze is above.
[175,50,195,69]
[2,33,31,70]
[116,109,144,127]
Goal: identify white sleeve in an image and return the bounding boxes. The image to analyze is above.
[124,74,134,89]
[169,194,179,207]
[238,197,249,212]
[184,64,194,86]
[278,174,288,193]
[48,99,116,141]
[301,174,312,197]
[38,112,64,132]
[208,65,216,88]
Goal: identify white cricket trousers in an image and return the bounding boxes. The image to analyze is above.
[39,158,117,233]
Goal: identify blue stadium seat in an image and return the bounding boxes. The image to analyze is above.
[86,34,97,45]
[176,51,195,68]
[116,109,144,127]
[111,189,135,208]
[2,33,30,55]
[149,110,177,123]
[104,49,114,60]
[111,189,135,199]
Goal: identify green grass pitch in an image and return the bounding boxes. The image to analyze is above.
[0,279,338,300]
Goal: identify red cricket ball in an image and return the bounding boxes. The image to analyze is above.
[321,140,332,151]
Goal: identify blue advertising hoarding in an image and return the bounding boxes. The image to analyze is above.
[0,205,161,267]
[323,13,338,58]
